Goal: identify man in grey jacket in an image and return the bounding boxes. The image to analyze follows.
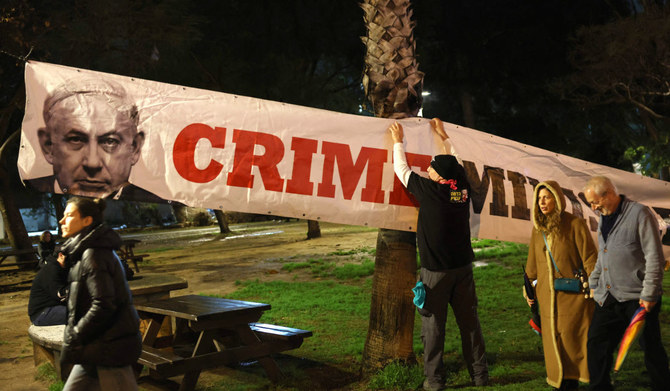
[584,176,669,391]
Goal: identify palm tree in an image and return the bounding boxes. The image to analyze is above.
[360,0,424,371]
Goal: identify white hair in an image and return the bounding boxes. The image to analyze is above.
[583,175,617,196]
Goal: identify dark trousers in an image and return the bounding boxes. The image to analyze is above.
[419,264,488,386]
[587,297,670,391]
[31,305,67,326]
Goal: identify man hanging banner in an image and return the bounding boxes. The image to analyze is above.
[18,61,670,252]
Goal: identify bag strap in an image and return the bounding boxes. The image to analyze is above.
[542,232,562,276]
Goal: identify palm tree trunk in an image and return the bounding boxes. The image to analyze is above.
[360,0,424,371]
[362,228,417,371]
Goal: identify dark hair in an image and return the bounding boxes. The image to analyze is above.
[40,231,52,242]
[67,197,106,225]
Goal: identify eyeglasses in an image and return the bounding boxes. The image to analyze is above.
[587,190,609,212]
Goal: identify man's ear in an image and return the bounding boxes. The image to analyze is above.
[37,128,54,164]
[130,131,145,165]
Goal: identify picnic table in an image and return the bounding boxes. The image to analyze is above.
[118,238,150,273]
[0,247,38,273]
[128,273,188,305]
[129,273,188,340]
[29,273,189,381]
[135,294,312,391]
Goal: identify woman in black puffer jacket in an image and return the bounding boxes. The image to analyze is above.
[59,197,141,390]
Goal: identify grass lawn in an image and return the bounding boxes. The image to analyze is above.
[42,237,670,390]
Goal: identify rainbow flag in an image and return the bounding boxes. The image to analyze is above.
[614,305,647,373]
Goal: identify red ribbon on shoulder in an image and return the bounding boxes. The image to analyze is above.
[439,179,458,190]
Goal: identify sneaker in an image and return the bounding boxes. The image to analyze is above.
[423,379,445,391]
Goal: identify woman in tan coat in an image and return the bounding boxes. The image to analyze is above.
[525,181,597,390]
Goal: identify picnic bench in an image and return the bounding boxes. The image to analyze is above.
[118,238,150,273]
[0,247,39,273]
[28,273,188,380]
[28,324,71,380]
[135,295,312,391]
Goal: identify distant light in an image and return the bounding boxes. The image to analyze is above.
[422,91,431,96]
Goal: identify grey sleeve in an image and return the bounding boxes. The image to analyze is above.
[638,207,665,301]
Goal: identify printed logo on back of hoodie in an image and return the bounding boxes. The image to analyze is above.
[450,188,468,203]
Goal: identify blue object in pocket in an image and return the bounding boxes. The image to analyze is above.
[412,281,426,308]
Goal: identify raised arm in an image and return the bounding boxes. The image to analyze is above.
[390,122,412,187]
[430,117,459,157]
[430,117,449,141]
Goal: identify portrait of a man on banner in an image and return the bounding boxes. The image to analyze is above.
[24,79,161,202]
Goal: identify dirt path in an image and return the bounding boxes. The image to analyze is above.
[0,221,378,390]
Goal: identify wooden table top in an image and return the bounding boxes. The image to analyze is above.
[129,273,188,296]
[0,247,37,261]
[122,239,142,246]
[135,294,271,322]
[0,247,37,255]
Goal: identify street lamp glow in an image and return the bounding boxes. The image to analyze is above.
[422,91,431,96]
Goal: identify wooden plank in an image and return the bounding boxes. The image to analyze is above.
[141,315,166,346]
[249,323,313,340]
[127,254,149,273]
[179,370,201,391]
[139,345,184,369]
[187,312,264,332]
[0,248,39,268]
[146,341,291,378]
[0,248,38,257]
[0,261,39,272]
[234,324,282,381]
[129,273,188,296]
[135,295,271,322]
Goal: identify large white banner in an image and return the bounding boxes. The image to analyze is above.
[18,61,670,253]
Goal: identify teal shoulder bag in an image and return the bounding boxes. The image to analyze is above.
[542,233,581,293]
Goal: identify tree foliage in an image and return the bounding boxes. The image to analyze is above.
[411,0,655,171]
[557,1,670,178]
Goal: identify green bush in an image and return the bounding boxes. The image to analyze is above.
[191,211,213,226]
